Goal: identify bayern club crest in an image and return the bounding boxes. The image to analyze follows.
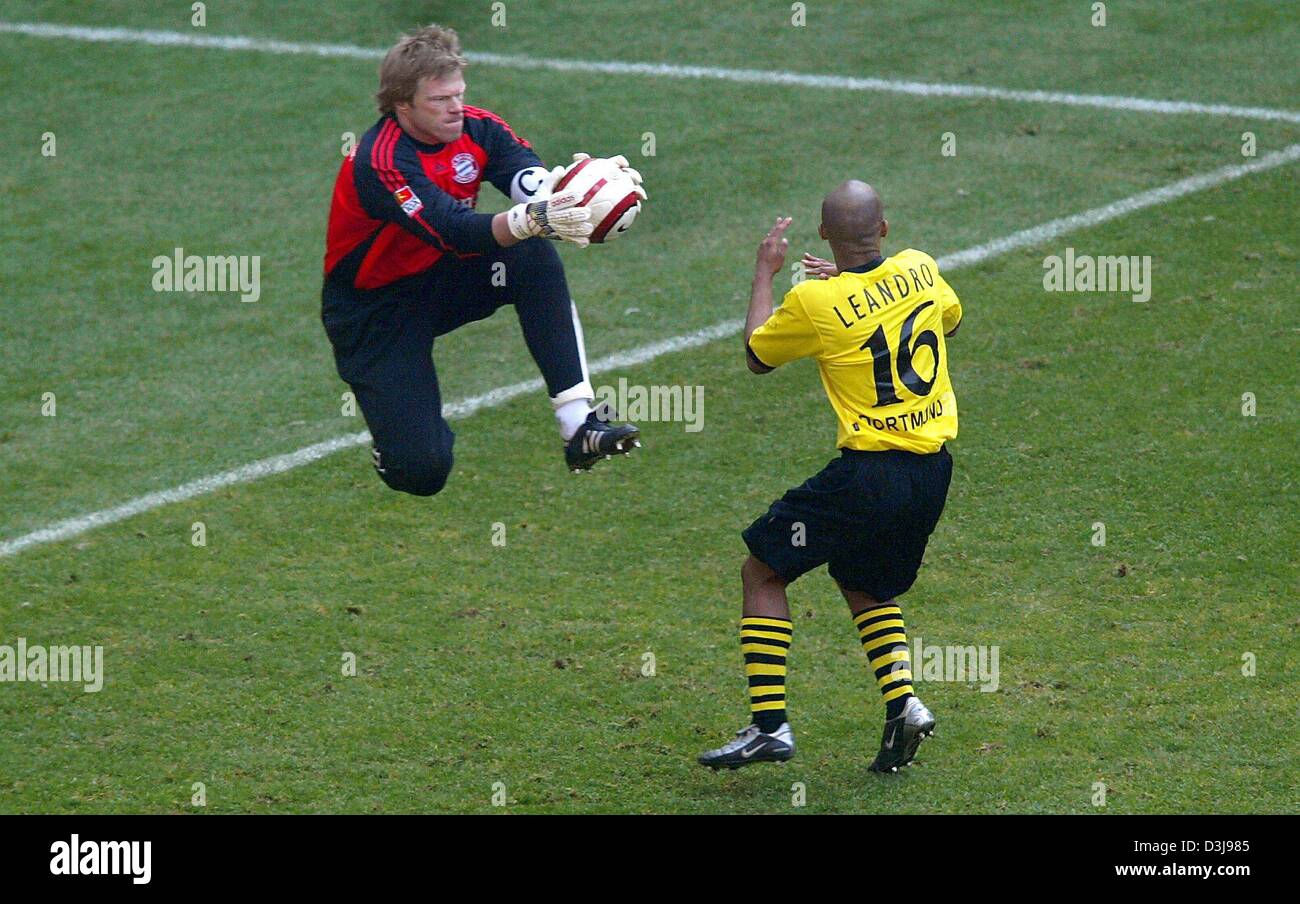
[450,152,480,184]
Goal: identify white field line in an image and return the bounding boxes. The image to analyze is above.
[4,144,1297,559]
[939,143,1300,269]
[0,323,742,559]
[3,20,1299,124]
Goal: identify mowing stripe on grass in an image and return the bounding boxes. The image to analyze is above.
[2,145,1297,559]
[940,143,1300,269]
[2,20,1299,124]
[0,322,742,559]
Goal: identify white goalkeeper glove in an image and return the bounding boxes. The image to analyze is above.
[505,184,593,247]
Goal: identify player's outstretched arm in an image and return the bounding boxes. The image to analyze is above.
[746,267,778,374]
[744,217,792,373]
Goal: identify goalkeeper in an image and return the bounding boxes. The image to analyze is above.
[322,24,645,495]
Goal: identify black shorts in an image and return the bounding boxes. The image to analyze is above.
[321,258,511,389]
[319,239,583,497]
[318,266,498,497]
[742,447,953,600]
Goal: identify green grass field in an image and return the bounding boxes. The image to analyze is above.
[1,1,1297,813]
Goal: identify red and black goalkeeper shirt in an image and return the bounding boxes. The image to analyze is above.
[324,106,541,290]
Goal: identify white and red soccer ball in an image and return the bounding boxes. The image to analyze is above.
[553,156,644,243]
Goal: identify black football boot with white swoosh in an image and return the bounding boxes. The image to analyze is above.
[697,722,795,770]
[564,410,640,473]
[869,696,936,773]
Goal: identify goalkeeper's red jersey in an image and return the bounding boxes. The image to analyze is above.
[324,107,541,290]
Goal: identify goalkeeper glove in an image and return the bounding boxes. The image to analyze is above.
[505,185,593,246]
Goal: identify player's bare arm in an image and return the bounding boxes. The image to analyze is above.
[744,216,792,374]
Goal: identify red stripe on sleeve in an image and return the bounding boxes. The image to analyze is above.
[373,120,451,251]
[370,120,401,191]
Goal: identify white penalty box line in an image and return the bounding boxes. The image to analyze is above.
[4,143,1298,559]
[2,20,1300,124]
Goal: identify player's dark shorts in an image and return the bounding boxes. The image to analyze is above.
[320,238,580,498]
[742,446,953,601]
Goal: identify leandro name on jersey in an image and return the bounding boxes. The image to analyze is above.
[748,249,962,454]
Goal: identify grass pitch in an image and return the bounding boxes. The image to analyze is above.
[1,1,1297,813]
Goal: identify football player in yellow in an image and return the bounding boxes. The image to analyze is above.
[698,181,962,773]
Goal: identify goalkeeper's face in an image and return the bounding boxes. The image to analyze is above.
[398,72,467,145]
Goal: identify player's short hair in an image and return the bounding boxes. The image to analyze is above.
[376,25,467,114]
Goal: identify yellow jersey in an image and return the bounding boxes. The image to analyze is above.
[748,249,962,453]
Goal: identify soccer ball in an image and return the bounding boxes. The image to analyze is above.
[552,156,643,243]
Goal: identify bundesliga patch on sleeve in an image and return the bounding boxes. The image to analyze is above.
[393,185,424,217]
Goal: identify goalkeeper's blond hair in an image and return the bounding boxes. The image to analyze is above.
[376,25,467,114]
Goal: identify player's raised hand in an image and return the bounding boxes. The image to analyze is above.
[801,252,839,280]
[756,217,792,276]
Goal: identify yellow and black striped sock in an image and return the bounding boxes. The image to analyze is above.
[741,616,792,734]
[854,604,914,719]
